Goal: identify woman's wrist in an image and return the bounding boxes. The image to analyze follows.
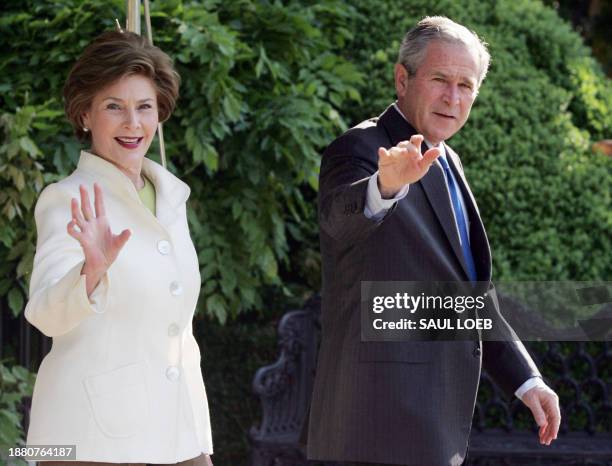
[81,261,107,296]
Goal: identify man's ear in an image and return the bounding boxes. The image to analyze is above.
[394,63,408,98]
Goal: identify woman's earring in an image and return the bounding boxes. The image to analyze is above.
[83,127,89,132]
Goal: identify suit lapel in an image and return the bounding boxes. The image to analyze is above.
[379,106,472,279]
[444,145,492,281]
[420,163,473,280]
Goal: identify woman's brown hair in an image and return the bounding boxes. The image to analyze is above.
[63,30,180,141]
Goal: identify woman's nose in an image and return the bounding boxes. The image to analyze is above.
[123,107,141,129]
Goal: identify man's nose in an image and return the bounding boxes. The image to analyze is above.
[443,84,460,106]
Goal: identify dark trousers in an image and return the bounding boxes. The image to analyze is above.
[332,460,467,466]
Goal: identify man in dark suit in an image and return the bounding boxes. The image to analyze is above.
[307,16,561,466]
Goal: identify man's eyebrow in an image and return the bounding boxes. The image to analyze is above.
[431,71,476,87]
[431,71,448,78]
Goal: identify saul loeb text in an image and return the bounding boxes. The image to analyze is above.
[361,282,496,341]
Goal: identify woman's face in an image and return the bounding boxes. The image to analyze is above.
[82,74,159,175]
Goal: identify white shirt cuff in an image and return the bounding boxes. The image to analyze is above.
[364,172,409,220]
[515,376,546,400]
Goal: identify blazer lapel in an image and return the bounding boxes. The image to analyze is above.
[76,151,190,232]
[142,158,190,228]
[379,105,471,280]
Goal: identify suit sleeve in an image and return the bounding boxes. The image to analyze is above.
[481,285,542,399]
[24,183,110,337]
[318,133,398,245]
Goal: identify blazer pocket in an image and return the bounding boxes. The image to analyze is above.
[83,362,149,438]
[358,341,431,363]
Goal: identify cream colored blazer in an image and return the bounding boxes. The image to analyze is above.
[25,151,213,463]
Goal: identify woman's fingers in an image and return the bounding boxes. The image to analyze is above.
[79,185,94,221]
[93,182,106,218]
[71,198,86,228]
[66,219,82,241]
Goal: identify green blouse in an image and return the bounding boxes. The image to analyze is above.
[138,175,156,216]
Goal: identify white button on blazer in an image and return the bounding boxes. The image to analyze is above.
[25,151,213,463]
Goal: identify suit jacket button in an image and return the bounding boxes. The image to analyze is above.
[473,346,481,357]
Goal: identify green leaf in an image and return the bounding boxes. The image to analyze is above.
[7,288,24,316]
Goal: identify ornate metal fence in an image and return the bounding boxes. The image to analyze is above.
[250,295,612,466]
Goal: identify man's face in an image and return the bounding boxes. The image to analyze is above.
[395,40,480,145]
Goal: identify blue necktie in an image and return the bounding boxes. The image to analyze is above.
[438,155,478,282]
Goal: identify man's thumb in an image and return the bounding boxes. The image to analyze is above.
[422,147,441,166]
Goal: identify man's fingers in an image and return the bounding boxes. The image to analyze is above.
[396,140,421,157]
[539,424,549,445]
[93,183,106,218]
[379,146,411,166]
[389,146,407,158]
[80,185,94,221]
[544,421,556,445]
[396,140,413,149]
[545,423,555,445]
[530,399,547,428]
[543,395,561,444]
[378,147,395,167]
[409,134,424,153]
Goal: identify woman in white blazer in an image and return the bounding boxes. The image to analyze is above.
[25,31,213,465]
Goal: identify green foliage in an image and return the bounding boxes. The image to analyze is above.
[0,0,362,323]
[340,0,611,437]
[343,0,612,282]
[0,104,48,317]
[1,0,610,462]
[0,362,35,457]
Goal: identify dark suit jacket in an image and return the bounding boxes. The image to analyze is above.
[306,105,541,466]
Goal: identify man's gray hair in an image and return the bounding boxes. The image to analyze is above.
[398,16,491,86]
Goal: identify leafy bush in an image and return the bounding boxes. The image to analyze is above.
[1,1,359,463]
[340,0,611,437]
[0,362,35,461]
[342,0,612,282]
[0,0,362,323]
[1,0,610,463]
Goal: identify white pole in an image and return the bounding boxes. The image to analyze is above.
[125,0,167,168]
